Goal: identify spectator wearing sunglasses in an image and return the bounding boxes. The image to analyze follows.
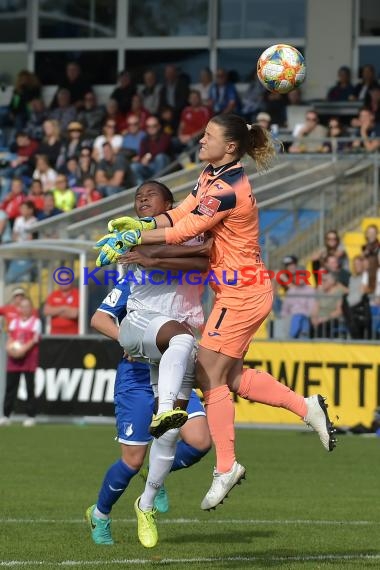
[288,110,327,153]
[57,121,84,170]
[120,113,147,160]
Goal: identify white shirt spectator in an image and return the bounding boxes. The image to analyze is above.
[32,168,57,192]
[13,215,37,242]
[281,284,316,317]
[92,135,123,161]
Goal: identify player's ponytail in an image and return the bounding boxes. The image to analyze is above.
[246,123,276,171]
[210,114,276,171]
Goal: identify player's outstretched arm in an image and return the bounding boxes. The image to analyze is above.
[119,238,212,261]
[108,193,198,232]
[121,249,209,272]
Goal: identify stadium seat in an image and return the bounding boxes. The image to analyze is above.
[342,231,363,262]
[342,232,363,247]
[360,217,380,232]
[259,209,319,247]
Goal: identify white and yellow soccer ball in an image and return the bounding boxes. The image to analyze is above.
[257,44,306,94]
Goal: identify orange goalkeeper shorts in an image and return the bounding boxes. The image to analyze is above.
[199,291,273,358]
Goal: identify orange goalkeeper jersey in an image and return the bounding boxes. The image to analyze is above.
[165,160,272,307]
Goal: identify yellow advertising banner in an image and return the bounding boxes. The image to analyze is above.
[239,342,380,427]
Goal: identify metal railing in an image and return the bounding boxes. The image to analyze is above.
[29,139,367,241]
[269,290,378,341]
[260,154,377,268]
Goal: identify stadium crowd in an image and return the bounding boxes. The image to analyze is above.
[1,62,380,243]
[276,224,380,341]
[1,61,380,339]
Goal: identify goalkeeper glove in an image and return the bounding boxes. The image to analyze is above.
[94,230,142,267]
[107,216,157,233]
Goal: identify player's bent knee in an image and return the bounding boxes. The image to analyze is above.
[181,417,212,451]
[121,443,147,470]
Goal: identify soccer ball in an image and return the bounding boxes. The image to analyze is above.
[257,44,306,94]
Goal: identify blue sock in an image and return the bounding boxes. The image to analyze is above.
[170,440,210,472]
[97,459,138,515]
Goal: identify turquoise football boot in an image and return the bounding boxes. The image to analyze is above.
[85,504,114,545]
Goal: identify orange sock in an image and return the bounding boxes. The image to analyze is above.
[203,385,235,473]
[237,368,307,418]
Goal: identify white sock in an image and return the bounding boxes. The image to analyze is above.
[156,334,194,415]
[94,506,109,519]
[139,428,179,512]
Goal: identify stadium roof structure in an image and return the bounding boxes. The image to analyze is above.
[0,239,96,334]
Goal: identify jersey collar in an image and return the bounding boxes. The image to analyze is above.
[208,159,240,176]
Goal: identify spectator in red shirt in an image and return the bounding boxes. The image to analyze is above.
[0,178,25,228]
[43,283,79,335]
[0,297,42,427]
[77,176,102,207]
[4,131,39,181]
[0,287,27,330]
[12,131,39,160]
[177,89,212,152]
[130,117,173,185]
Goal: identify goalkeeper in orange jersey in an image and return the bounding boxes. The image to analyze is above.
[95,113,337,518]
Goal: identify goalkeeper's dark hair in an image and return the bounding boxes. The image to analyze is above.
[210,113,276,171]
[136,180,174,208]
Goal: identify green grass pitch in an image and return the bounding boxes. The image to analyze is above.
[0,425,379,569]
